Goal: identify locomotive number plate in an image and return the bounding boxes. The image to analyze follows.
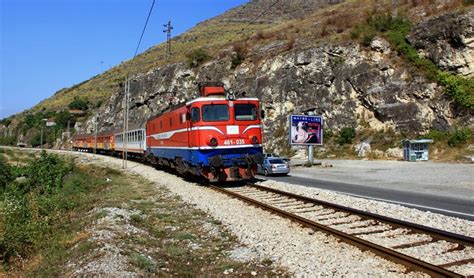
[223,139,245,145]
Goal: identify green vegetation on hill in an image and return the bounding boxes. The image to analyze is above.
[352,14,474,110]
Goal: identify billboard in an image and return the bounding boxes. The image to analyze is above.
[289,115,323,145]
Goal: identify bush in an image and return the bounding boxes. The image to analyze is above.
[0,136,17,146]
[231,53,244,69]
[2,189,34,260]
[324,128,333,140]
[0,118,12,127]
[361,31,376,46]
[68,96,89,111]
[30,131,42,148]
[337,127,356,145]
[230,42,247,69]
[438,73,474,110]
[0,151,77,262]
[186,48,210,68]
[55,110,76,129]
[448,128,472,147]
[0,157,13,192]
[24,112,51,129]
[24,151,74,193]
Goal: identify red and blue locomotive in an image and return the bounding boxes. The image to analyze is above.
[146,82,264,182]
[73,82,264,182]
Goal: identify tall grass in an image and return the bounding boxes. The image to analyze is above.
[0,151,108,267]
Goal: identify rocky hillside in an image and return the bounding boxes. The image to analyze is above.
[1,0,473,159]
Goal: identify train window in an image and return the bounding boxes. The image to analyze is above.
[202,104,229,122]
[235,104,257,121]
[191,107,200,122]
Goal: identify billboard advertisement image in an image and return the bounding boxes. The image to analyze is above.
[289,115,323,145]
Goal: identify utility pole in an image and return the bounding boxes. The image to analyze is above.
[41,125,44,149]
[122,78,129,169]
[40,118,47,149]
[67,119,71,152]
[94,117,98,156]
[163,20,173,60]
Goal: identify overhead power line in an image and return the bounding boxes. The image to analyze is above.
[244,0,282,29]
[123,0,156,169]
[133,0,156,59]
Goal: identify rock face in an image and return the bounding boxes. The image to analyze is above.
[78,9,472,155]
[408,9,474,77]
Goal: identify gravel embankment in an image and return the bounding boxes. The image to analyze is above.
[44,150,473,276]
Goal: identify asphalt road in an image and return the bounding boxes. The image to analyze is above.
[257,174,474,221]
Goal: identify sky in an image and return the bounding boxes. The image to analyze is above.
[0,0,248,119]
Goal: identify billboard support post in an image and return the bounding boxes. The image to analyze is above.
[308,145,314,165]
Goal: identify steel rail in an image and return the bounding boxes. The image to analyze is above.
[248,183,474,247]
[209,184,464,277]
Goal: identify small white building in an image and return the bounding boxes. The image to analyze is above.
[46,118,56,127]
[403,139,433,161]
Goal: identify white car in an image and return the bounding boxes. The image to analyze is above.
[257,157,290,176]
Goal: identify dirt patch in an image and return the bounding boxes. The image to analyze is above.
[62,172,286,277]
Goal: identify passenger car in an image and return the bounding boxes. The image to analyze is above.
[257,157,290,176]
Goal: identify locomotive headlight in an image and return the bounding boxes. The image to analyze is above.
[251,136,259,144]
[209,137,218,146]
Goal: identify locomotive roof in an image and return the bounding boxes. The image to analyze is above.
[185,97,259,105]
[147,97,260,122]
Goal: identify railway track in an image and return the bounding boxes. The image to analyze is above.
[209,183,474,277]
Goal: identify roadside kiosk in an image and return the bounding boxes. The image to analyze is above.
[403,139,433,161]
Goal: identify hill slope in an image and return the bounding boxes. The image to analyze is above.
[1,0,473,160]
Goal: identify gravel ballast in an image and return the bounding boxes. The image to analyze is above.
[51,150,473,276]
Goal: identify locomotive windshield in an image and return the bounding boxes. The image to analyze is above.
[235,104,257,121]
[202,104,229,122]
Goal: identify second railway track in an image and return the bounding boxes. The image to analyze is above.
[210,183,474,277]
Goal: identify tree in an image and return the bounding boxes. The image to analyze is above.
[55,110,75,129]
[68,96,89,110]
[186,48,210,68]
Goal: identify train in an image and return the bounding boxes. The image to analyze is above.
[73,82,264,182]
